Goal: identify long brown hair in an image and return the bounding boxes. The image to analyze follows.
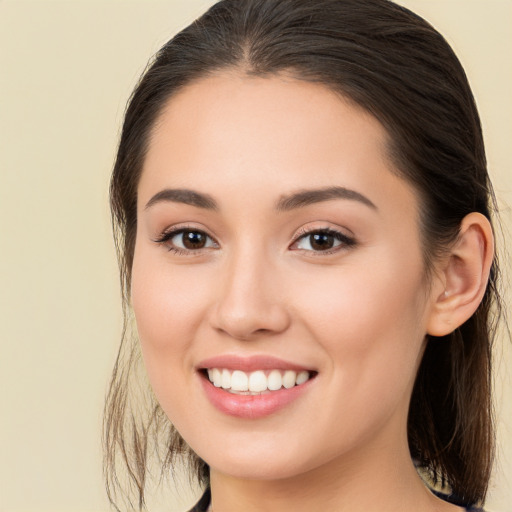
[105,0,503,509]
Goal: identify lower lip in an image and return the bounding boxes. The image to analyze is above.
[199,373,314,419]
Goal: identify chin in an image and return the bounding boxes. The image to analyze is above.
[209,456,308,481]
[194,435,330,482]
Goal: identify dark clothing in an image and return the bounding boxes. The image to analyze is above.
[188,488,484,511]
[189,488,211,512]
[432,490,484,511]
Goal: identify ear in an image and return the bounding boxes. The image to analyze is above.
[427,212,494,337]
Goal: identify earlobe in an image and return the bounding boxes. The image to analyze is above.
[427,212,494,337]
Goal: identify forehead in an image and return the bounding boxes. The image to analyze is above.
[147,71,389,162]
[139,71,418,220]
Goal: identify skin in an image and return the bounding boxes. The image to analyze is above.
[132,72,492,511]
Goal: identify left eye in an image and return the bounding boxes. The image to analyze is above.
[293,230,354,252]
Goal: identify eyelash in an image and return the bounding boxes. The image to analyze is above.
[153,226,356,256]
[152,225,218,256]
[290,227,357,255]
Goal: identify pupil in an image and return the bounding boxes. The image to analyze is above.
[311,233,334,250]
[183,231,206,249]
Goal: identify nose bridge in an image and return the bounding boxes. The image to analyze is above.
[211,241,289,339]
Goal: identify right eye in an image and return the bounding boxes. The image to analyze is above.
[154,228,218,254]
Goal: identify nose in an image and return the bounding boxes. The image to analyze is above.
[209,249,291,341]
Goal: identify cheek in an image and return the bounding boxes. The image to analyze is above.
[291,252,428,392]
[132,245,203,339]
[130,261,215,433]
[294,269,427,452]
[130,244,210,396]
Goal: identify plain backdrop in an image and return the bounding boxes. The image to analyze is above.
[0,1,510,511]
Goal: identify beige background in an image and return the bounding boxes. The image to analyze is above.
[0,1,510,511]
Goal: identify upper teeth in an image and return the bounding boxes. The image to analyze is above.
[207,368,310,393]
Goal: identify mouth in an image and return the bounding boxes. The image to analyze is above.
[203,368,315,394]
[196,356,317,418]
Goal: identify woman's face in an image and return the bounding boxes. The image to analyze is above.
[132,73,441,480]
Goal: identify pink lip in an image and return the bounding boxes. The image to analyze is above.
[197,354,312,372]
[196,355,316,419]
[199,376,314,419]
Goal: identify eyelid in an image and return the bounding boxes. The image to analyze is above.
[289,225,357,254]
[152,223,219,254]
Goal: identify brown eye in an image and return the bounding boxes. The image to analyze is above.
[181,230,208,249]
[309,233,335,250]
[293,229,356,253]
[155,228,218,253]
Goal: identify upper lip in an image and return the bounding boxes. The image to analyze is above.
[197,354,314,372]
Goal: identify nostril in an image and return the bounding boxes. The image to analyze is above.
[209,275,291,340]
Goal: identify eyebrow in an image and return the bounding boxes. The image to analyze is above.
[145,188,219,211]
[144,185,377,212]
[275,186,377,211]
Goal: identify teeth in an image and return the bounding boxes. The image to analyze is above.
[208,368,222,387]
[248,370,267,392]
[296,370,309,385]
[267,370,282,391]
[282,370,296,389]
[231,370,249,391]
[221,369,231,389]
[205,368,312,393]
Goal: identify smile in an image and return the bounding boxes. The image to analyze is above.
[197,356,317,419]
[206,368,311,394]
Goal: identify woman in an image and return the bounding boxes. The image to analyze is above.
[104,0,504,510]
